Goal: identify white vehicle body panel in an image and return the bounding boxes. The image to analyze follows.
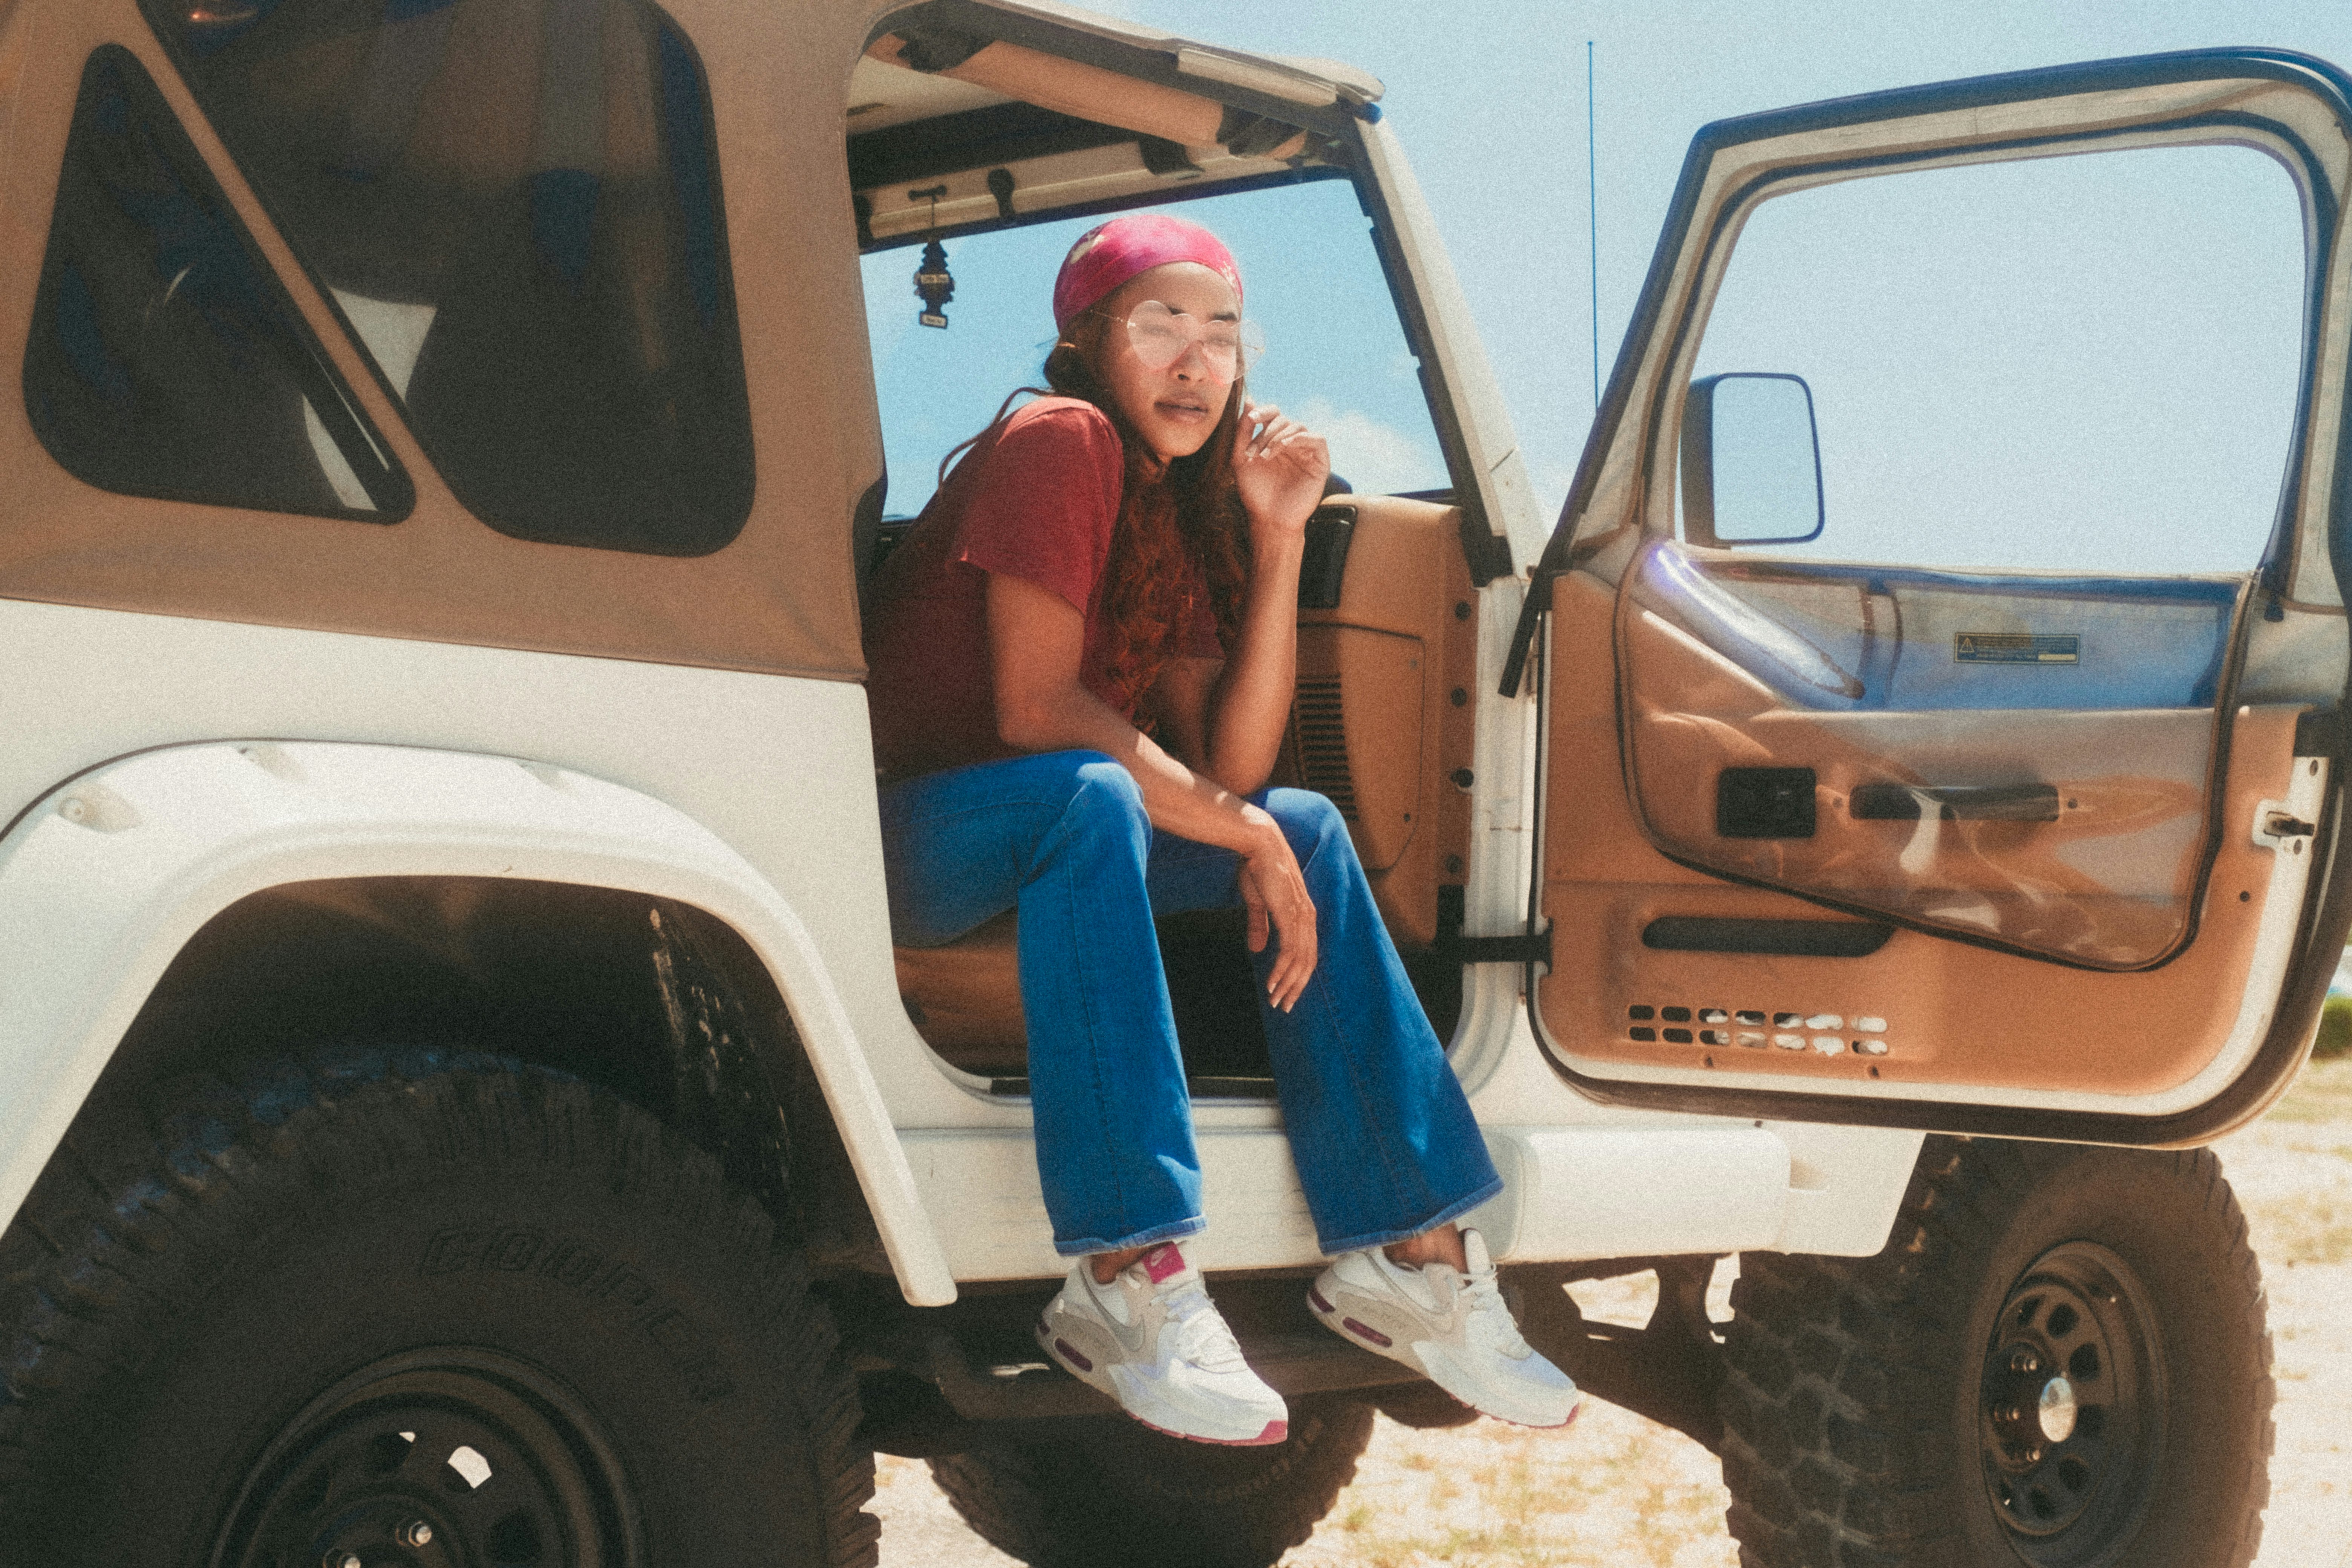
[908,1113,1915,1280]
[0,595,1902,1302]
[0,596,966,1302]
[0,735,966,1301]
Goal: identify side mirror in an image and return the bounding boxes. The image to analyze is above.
[1681,372,1824,547]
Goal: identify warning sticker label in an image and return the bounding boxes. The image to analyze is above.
[1955,633,2080,665]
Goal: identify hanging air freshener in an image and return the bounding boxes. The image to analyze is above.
[914,237,954,329]
[909,185,954,328]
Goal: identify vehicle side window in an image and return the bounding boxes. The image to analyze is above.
[1685,145,2305,575]
[23,47,412,522]
[141,0,754,557]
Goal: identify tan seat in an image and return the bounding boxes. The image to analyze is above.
[894,910,1028,1078]
[896,907,1273,1084]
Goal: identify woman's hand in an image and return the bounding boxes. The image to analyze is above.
[1237,806,1318,1010]
[1232,403,1331,539]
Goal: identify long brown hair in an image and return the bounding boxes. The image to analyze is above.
[939,313,1251,711]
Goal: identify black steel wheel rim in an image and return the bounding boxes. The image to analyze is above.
[1977,1240,2165,1566]
[210,1345,643,1568]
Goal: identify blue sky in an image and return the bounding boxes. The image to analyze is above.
[1108,2,2352,502]
[1690,144,2305,573]
[866,3,2352,570]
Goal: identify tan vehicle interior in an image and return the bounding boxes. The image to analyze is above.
[845,10,2311,1112]
[846,10,1482,1092]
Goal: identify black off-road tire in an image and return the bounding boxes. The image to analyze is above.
[928,1396,1376,1567]
[0,1045,879,1566]
[1720,1136,2271,1568]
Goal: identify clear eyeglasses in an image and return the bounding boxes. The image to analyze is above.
[1112,299,1266,382]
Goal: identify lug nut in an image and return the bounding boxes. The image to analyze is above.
[325,1553,361,1568]
[2024,1447,2043,1465]
[2009,1349,2040,1374]
[397,1519,434,1548]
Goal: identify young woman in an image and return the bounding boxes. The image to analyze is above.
[863,214,1576,1445]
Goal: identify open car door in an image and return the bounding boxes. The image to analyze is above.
[1516,49,2352,1144]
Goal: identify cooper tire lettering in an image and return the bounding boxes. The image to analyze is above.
[0,1047,874,1563]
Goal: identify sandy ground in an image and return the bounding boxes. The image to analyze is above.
[868,1056,2352,1566]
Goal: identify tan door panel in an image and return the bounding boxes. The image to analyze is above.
[1285,494,1478,949]
[1620,606,2215,968]
[1539,568,2301,1099]
[1294,626,1422,872]
[1612,541,2243,968]
[1520,58,2352,1138]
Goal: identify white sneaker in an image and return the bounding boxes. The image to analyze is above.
[1037,1241,1290,1445]
[1308,1227,1579,1428]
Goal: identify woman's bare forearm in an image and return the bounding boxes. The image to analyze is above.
[987,572,1273,855]
[1000,678,1273,854]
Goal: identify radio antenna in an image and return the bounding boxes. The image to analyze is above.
[1588,39,1599,412]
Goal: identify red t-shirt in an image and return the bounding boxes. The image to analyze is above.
[864,397,1222,780]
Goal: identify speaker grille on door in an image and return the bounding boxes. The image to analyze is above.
[1293,677,1359,820]
[1626,1002,1891,1057]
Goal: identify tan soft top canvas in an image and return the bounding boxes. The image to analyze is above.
[0,0,889,678]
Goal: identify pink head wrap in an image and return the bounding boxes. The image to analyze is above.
[1052,214,1243,331]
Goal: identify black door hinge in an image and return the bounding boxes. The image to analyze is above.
[1497,567,1554,698]
[1456,923,1552,967]
[2295,705,2343,758]
[1459,507,1515,588]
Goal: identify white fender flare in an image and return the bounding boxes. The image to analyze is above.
[0,740,957,1305]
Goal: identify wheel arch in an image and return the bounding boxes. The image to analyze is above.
[0,739,954,1305]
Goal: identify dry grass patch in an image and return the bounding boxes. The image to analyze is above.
[2258,1191,2352,1267]
[1283,1404,1730,1568]
[2259,1052,2352,1124]
[2220,1055,2352,1567]
[1282,1270,1733,1568]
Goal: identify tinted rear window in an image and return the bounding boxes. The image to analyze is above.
[25,46,412,522]
[141,0,755,556]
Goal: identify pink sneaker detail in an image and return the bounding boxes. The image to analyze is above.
[1307,1284,1335,1314]
[1038,1245,1288,1444]
[1342,1316,1393,1348]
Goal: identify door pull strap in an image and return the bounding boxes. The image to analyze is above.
[1456,925,1553,966]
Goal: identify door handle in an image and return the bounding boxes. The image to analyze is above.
[1850,782,2060,822]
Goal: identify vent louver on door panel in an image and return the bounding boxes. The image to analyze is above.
[1294,677,1359,819]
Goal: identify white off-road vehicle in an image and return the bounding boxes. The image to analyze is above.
[0,1,2343,1563]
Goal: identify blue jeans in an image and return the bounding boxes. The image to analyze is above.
[879,749,1501,1257]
